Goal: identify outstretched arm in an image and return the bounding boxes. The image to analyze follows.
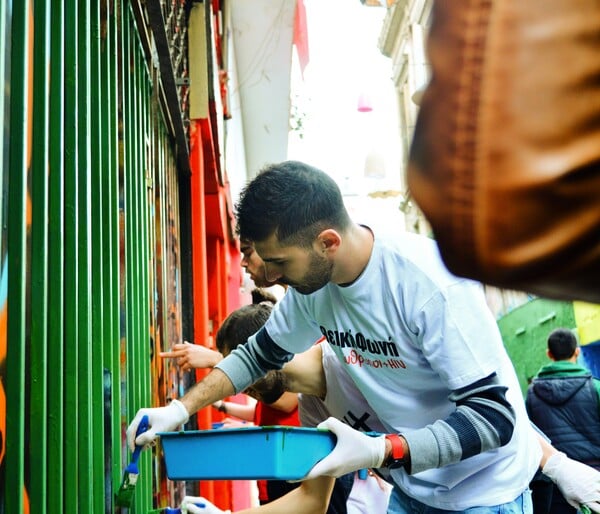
[127,367,236,450]
[212,399,256,422]
[179,368,236,415]
[127,328,291,450]
[160,341,223,372]
[183,476,335,514]
[533,428,600,513]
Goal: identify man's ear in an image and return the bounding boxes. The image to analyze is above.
[316,229,341,255]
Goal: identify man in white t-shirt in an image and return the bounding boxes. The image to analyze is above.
[179,340,599,514]
[128,161,599,513]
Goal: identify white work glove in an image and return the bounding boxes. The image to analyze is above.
[303,417,386,479]
[126,399,189,451]
[181,496,230,514]
[542,451,600,512]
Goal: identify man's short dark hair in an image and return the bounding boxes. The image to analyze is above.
[235,160,351,247]
[547,328,578,360]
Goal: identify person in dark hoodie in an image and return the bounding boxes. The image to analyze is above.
[527,328,600,513]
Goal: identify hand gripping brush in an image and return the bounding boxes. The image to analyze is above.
[115,414,150,508]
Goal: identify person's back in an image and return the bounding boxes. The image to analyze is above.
[527,328,600,513]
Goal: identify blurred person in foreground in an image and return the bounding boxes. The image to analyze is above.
[406,0,600,304]
[130,161,597,513]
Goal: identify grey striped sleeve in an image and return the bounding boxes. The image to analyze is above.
[401,373,516,474]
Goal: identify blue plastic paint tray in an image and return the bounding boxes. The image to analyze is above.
[158,425,336,480]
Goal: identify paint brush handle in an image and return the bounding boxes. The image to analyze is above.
[131,414,150,464]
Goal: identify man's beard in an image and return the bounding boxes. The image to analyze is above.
[288,250,333,295]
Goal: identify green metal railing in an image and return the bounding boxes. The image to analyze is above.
[1,0,187,512]
[5,1,31,513]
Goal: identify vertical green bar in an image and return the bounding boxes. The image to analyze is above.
[138,47,151,513]
[29,0,51,511]
[122,15,139,503]
[47,0,65,511]
[122,0,133,422]
[125,11,151,509]
[63,0,79,512]
[131,5,142,451]
[132,14,143,398]
[89,0,108,510]
[103,0,122,500]
[127,11,145,510]
[121,6,165,510]
[5,0,29,513]
[130,31,142,508]
[76,0,93,511]
[127,8,139,418]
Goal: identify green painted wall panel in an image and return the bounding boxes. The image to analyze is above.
[498,298,576,396]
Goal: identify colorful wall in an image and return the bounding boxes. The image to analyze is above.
[498,298,600,396]
[573,301,600,378]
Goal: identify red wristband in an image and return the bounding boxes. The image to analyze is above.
[385,434,406,467]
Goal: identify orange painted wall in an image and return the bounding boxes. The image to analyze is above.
[188,119,251,510]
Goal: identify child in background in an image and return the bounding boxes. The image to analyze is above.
[211,298,302,505]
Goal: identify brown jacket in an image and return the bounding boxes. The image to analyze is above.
[407,0,600,303]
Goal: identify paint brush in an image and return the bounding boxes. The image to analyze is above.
[115,414,150,508]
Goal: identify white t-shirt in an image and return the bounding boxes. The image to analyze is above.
[218,231,540,509]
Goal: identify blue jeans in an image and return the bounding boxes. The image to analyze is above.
[387,485,533,514]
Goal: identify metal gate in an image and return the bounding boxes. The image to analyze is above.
[1,1,189,512]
